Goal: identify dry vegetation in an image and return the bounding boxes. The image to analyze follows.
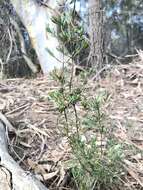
[0,54,143,189]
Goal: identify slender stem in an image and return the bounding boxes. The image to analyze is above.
[73,104,80,138]
[96,102,104,157]
[69,0,77,92]
[69,59,74,92]
[63,109,69,137]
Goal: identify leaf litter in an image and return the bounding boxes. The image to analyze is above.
[0,55,143,189]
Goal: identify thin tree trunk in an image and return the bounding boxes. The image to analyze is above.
[88,0,104,70]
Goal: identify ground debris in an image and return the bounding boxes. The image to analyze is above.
[0,58,143,189]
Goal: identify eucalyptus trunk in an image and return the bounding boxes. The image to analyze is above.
[10,0,65,74]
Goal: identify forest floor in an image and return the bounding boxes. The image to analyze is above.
[0,57,143,189]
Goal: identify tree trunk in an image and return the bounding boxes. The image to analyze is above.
[88,0,104,70]
[10,0,66,74]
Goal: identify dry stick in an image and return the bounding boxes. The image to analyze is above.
[123,160,143,188]
[6,28,13,64]
[5,103,30,116]
[0,111,16,133]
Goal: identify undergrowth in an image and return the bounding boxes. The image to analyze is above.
[49,73,125,189]
[48,3,125,189]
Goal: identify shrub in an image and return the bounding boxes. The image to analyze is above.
[48,7,125,189]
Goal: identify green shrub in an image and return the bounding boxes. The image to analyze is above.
[48,7,125,190]
[49,71,124,190]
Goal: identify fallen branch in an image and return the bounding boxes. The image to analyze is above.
[0,121,48,190]
[0,111,16,133]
